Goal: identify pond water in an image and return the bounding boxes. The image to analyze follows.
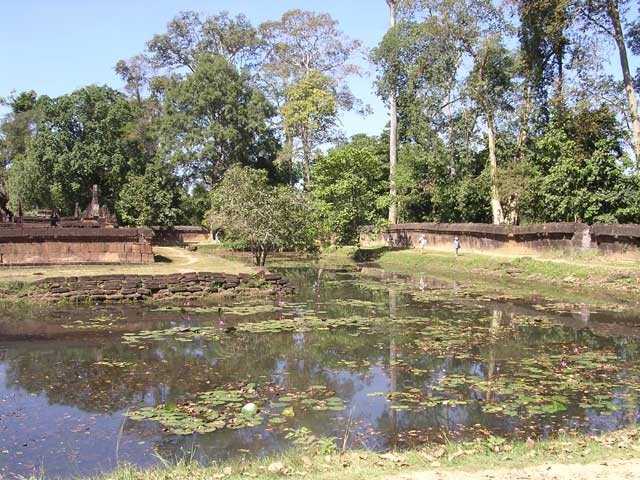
[0,266,639,479]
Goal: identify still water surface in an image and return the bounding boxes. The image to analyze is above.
[0,267,639,478]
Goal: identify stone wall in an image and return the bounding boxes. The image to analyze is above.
[152,226,211,245]
[360,222,640,254]
[0,226,154,265]
[29,271,293,302]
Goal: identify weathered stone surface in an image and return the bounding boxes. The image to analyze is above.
[169,286,189,293]
[26,271,294,303]
[93,275,126,281]
[50,287,70,294]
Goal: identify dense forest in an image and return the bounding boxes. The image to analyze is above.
[1,1,640,246]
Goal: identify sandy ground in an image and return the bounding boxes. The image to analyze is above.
[391,459,640,480]
[0,246,254,282]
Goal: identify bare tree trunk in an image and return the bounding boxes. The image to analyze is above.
[302,127,311,188]
[516,85,531,155]
[283,127,295,186]
[607,0,640,172]
[387,0,398,224]
[486,113,504,225]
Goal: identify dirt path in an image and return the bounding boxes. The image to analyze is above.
[391,459,640,480]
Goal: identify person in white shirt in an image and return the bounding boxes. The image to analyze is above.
[418,234,426,253]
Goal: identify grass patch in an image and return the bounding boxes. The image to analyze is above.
[362,248,640,302]
[195,243,225,251]
[80,427,640,480]
[0,280,35,296]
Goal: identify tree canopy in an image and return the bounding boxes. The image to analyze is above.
[1,3,639,246]
[209,165,316,265]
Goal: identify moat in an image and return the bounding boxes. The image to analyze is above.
[0,266,639,479]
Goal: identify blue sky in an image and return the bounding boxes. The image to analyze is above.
[2,1,637,139]
[0,0,390,137]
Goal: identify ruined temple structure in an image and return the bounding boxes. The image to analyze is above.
[0,186,154,265]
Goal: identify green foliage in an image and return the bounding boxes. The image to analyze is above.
[534,128,637,223]
[0,90,39,167]
[146,10,262,71]
[517,0,571,108]
[210,166,316,265]
[177,183,210,227]
[116,161,181,226]
[311,140,387,245]
[395,143,491,223]
[3,5,639,230]
[281,72,338,152]
[157,55,279,187]
[9,85,144,214]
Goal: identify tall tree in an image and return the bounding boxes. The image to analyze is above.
[146,10,263,73]
[467,37,516,224]
[517,0,570,104]
[386,0,399,225]
[374,0,512,224]
[281,72,338,185]
[258,10,363,185]
[9,85,144,213]
[156,54,278,187]
[574,0,640,170]
[0,90,39,215]
[114,55,161,160]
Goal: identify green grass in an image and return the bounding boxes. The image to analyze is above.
[345,247,640,303]
[193,243,225,251]
[73,426,640,480]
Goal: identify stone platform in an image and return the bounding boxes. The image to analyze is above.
[29,271,293,302]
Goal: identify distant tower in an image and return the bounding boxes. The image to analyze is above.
[89,185,100,217]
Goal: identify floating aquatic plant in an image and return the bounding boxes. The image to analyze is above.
[126,383,347,435]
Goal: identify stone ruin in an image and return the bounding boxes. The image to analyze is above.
[0,186,154,265]
[0,184,117,228]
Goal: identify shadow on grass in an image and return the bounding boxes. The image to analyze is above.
[352,246,394,262]
[154,255,173,263]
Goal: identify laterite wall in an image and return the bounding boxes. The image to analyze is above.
[151,226,211,245]
[0,226,154,265]
[360,223,640,254]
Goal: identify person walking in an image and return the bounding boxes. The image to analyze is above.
[417,234,426,253]
[453,236,461,257]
